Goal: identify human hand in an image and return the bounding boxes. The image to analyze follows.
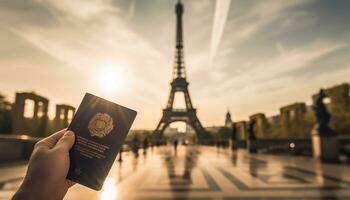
[13,129,76,200]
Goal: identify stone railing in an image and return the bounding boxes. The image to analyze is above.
[233,137,350,157]
[0,134,41,163]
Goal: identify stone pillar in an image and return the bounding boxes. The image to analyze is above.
[231,123,237,150]
[235,121,247,148]
[33,101,39,120]
[37,100,49,136]
[311,89,339,163]
[323,83,350,110]
[312,132,339,163]
[54,104,75,131]
[12,92,49,137]
[280,103,307,137]
[12,93,26,135]
[249,113,267,138]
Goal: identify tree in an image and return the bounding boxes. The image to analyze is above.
[0,94,12,133]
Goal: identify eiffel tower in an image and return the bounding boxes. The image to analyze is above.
[154,0,205,137]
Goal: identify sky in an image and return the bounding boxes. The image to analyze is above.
[0,0,349,130]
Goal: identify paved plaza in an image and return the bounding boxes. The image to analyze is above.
[1,146,350,200]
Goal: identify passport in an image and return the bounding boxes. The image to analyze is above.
[67,93,137,190]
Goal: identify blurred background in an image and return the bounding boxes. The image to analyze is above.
[0,0,350,199]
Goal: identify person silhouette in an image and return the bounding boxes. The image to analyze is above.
[132,135,140,157]
[174,139,178,152]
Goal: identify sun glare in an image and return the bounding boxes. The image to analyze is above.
[100,177,118,200]
[99,70,118,89]
[96,62,124,94]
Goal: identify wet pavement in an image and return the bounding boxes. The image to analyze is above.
[1,146,350,200]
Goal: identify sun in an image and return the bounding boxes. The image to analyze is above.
[99,70,118,89]
[96,62,124,94]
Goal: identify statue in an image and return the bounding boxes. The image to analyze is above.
[312,89,334,136]
[132,135,140,157]
[311,89,338,163]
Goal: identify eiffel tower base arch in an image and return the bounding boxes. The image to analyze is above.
[154,108,208,143]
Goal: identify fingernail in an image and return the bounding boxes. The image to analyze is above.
[65,131,74,137]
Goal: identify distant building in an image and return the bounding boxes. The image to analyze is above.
[164,127,179,135]
[185,124,195,134]
[205,126,221,134]
[225,110,233,128]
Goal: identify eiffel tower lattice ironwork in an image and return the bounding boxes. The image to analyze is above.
[154,0,205,137]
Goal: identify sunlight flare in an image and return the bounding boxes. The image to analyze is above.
[96,61,124,94]
[100,177,118,200]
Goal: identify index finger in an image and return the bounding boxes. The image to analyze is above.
[35,128,67,150]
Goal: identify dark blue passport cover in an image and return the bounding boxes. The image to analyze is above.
[67,93,137,190]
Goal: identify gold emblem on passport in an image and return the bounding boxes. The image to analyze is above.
[88,113,114,138]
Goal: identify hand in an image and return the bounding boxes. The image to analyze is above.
[13,129,76,200]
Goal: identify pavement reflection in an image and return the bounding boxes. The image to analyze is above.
[2,146,350,200]
[100,178,117,200]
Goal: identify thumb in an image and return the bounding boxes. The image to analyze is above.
[55,130,75,151]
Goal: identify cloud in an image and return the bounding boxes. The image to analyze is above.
[5,0,169,87]
[0,0,349,127]
[0,0,174,128]
[210,0,231,61]
[213,41,346,94]
[0,0,61,27]
[127,0,135,19]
